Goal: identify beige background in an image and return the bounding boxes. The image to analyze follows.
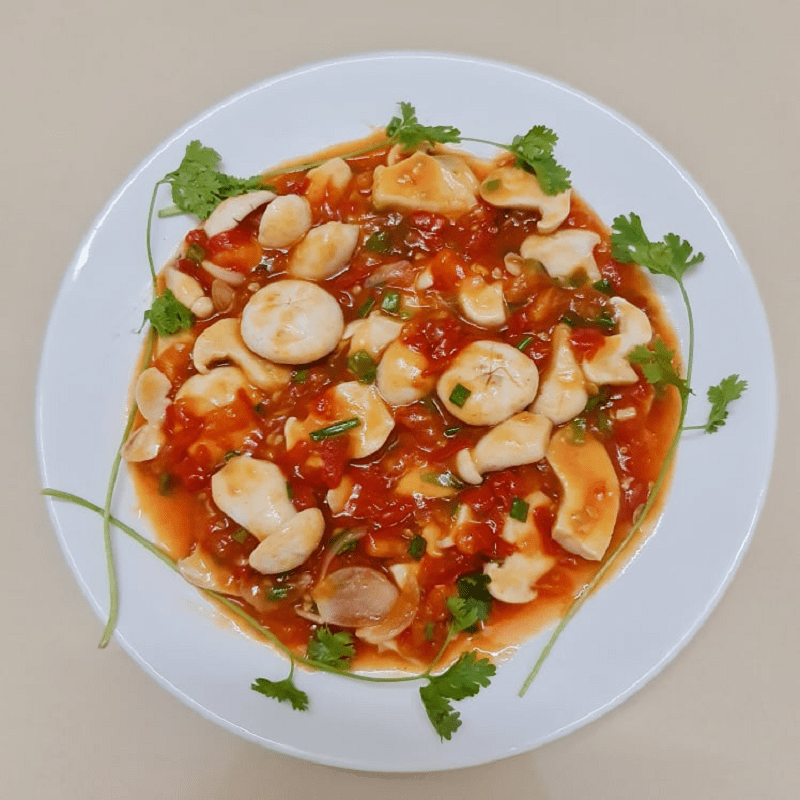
[5,0,797,797]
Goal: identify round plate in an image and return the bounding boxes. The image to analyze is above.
[36,52,776,771]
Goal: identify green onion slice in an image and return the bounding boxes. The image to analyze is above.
[309,417,361,441]
[448,383,472,408]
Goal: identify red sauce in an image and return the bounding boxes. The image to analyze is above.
[131,139,681,668]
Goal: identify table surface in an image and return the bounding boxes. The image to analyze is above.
[5,1,798,797]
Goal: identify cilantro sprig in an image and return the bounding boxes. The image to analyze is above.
[44,118,749,742]
[158,140,266,219]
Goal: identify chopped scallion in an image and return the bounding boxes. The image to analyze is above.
[408,535,427,560]
[347,350,377,384]
[483,178,501,192]
[185,243,205,263]
[309,417,361,441]
[356,296,375,318]
[448,383,472,408]
[381,289,401,313]
[231,527,249,544]
[516,335,534,351]
[593,278,614,295]
[509,497,529,522]
[443,426,461,438]
[291,369,310,384]
[365,230,392,253]
[420,471,465,490]
[570,417,587,444]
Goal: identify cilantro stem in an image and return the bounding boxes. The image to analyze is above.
[520,278,694,696]
[261,140,392,181]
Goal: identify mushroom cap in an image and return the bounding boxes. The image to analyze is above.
[240,279,344,365]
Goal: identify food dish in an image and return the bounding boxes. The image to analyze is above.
[37,53,776,771]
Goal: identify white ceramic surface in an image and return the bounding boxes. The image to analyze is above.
[36,52,776,772]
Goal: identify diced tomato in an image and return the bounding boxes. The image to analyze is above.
[569,326,606,360]
[205,227,263,273]
[426,248,468,291]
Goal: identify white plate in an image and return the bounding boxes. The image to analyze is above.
[36,52,776,771]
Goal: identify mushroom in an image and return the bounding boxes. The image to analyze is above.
[484,551,556,604]
[240,279,344,365]
[175,365,252,415]
[192,317,291,391]
[121,367,172,462]
[342,311,404,358]
[478,165,571,234]
[285,381,394,459]
[436,340,539,426]
[287,221,360,281]
[531,323,589,424]
[581,297,653,385]
[203,189,276,238]
[371,152,479,217]
[454,412,552,484]
[257,194,313,249]
[305,157,353,204]
[164,267,214,319]
[519,229,602,283]
[375,339,436,406]
[546,427,620,561]
[211,456,325,574]
[457,276,507,328]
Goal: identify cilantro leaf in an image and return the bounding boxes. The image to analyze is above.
[160,140,265,219]
[611,213,704,281]
[386,102,462,152]
[628,337,690,400]
[507,126,572,195]
[142,289,194,336]
[307,627,355,670]
[701,374,748,433]
[251,676,309,712]
[447,573,493,633]
[419,651,495,741]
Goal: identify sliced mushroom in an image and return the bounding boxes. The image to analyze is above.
[342,311,404,358]
[531,323,589,424]
[178,546,235,592]
[375,339,436,406]
[454,412,552,484]
[192,317,291,391]
[546,427,620,561]
[121,367,172,462]
[203,189,276,238]
[287,382,394,459]
[211,456,325,574]
[257,194,312,249]
[372,152,479,217]
[457,276,507,328]
[305,157,353,204]
[581,297,653,385]
[328,382,394,458]
[287,221,360,281]
[519,229,602,282]
[311,566,399,628]
[326,475,356,514]
[484,551,556,604]
[164,267,214,319]
[436,340,539,426]
[240,279,344,365]
[175,365,252,415]
[201,259,246,287]
[479,165,571,234]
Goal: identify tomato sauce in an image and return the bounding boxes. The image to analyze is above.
[130,139,682,669]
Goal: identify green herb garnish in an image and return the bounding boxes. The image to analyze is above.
[309,418,361,441]
[448,383,471,408]
[408,535,427,560]
[141,289,193,337]
[347,350,377,384]
[381,289,401,313]
[509,498,529,522]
